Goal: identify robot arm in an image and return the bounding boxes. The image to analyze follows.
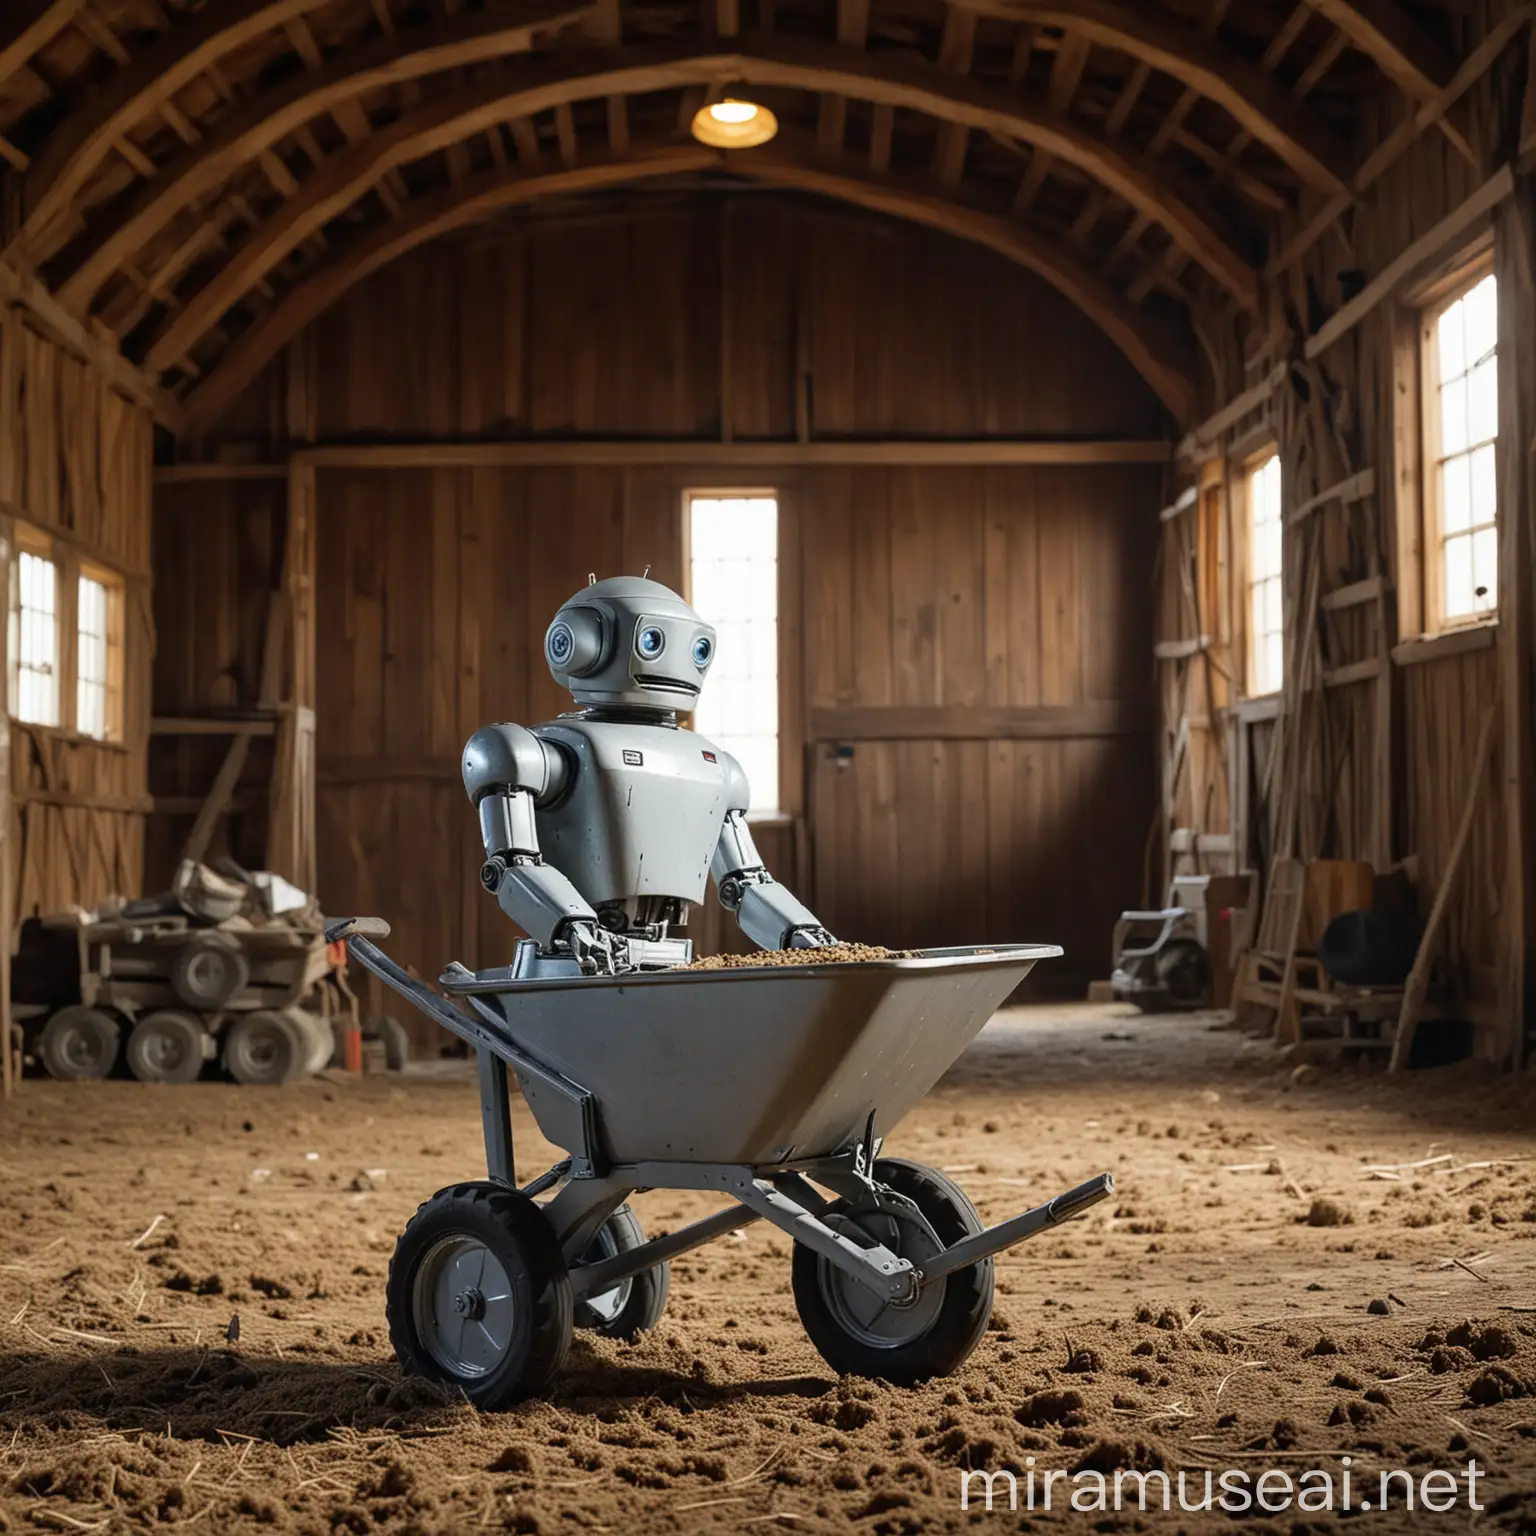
[462,723,624,972]
[710,755,836,952]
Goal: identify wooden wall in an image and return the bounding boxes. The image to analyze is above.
[0,308,153,924]
[1163,1,1532,1060]
[153,195,1167,1043]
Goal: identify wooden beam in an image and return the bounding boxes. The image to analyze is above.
[816,0,868,157]
[1155,634,1211,660]
[13,0,340,257]
[1303,0,1451,100]
[1320,656,1382,688]
[0,259,184,429]
[56,0,597,310]
[809,701,1148,741]
[1304,166,1516,359]
[151,715,279,735]
[1177,361,1286,459]
[179,141,1195,431]
[949,0,1346,193]
[1268,7,1531,281]
[1286,466,1376,524]
[0,0,88,92]
[237,437,1174,470]
[1319,573,1389,611]
[1391,623,1498,668]
[141,34,1257,375]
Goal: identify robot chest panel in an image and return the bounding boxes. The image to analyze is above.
[534,722,728,904]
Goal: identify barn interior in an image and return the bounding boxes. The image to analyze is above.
[2,0,1536,1530]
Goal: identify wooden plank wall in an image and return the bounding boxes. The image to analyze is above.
[0,307,153,923]
[1167,0,1528,1058]
[153,196,1167,1044]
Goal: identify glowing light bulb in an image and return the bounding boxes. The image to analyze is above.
[690,97,778,148]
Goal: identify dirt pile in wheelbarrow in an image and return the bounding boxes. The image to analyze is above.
[677,942,913,969]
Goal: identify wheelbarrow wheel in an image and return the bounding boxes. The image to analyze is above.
[387,1182,572,1407]
[792,1158,994,1385]
[573,1204,670,1340]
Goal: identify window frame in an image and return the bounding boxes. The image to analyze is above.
[6,519,131,747]
[681,486,785,822]
[1236,445,1284,701]
[1419,262,1498,635]
[75,560,126,744]
[9,526,63,731]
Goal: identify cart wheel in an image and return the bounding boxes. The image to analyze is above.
[387,1182,572,1407]
[573,1204,671,1339]
[792,1158,994,1385]
[223,1010,305,1085]
[371,1015,410,1072]
[126,1010,208,1084]
[172,938,250,1010]
[284,1008,334,1075]
[37,1006,121,1081]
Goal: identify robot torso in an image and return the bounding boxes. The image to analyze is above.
[531,717,736,911]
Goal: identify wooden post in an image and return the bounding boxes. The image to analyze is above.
[269,458,318,890]
[1389,695,1500,1072]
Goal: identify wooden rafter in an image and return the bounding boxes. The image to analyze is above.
[178,140,1194,434]
[1304,0,1451,99]
[137,35,1258,373]
[0,0,89,93]
[13,0,339,255]
[951,0,1347,194]
[52,0,598,309]
[931,6,978,186]
[816,0,868,155]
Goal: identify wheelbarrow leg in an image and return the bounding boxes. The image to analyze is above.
[478,1046,515,1186]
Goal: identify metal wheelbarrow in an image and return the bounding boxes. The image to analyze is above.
[328,917,1113,1405]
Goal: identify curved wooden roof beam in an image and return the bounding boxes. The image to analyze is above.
[54,0,600,311]
[179,140,1195,435]
[141,36,1256,374]
[952,0,1349,194]
[12,0,340,257]
[0,0,89,93]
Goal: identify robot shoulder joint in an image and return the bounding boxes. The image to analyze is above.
[462,722,560,803]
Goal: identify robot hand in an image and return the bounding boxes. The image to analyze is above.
[564,920,631,976]
[787,924,837,950]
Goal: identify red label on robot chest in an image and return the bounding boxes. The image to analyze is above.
[701,751,717,763]
[623,749,643,765]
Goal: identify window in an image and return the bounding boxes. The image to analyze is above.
[1427,271,1498,624]
[10,548,60,727]
[687,492,779,816]
[1246,452,1283,696]
[76,566,124,741]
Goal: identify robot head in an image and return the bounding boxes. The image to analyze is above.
[545,576,717,711]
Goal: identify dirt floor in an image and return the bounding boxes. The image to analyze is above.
[2,1003,1535,1534]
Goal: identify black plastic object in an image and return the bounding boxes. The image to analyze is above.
[1319,908,1420,987]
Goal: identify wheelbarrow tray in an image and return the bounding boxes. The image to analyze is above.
[475,945,1058,1166]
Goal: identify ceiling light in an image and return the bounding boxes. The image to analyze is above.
[690,97,778,149]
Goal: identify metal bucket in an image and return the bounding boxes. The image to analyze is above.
[486,945,1059,1166]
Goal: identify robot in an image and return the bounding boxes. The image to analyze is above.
[461,575,835,972]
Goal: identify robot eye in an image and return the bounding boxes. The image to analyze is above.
[636,626,665,659]
[546,623,575,665]
[691,635,713,667]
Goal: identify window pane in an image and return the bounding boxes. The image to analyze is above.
[1470,443,1496,526]
[1472,526,1498,611]
[1468,355,1497,444]
[689,494,779,815]
[1441,454,1472,534]
[1444,532,1474,619]
[1437,296,1466,377]
[11,551,59,726]
[1464,273,1497,362]
[1440,375,1468,455]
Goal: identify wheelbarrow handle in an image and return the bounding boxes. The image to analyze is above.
[324,915,392,944]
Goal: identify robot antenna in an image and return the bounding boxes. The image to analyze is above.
[588,572,596,586]
[642,565,651,579]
